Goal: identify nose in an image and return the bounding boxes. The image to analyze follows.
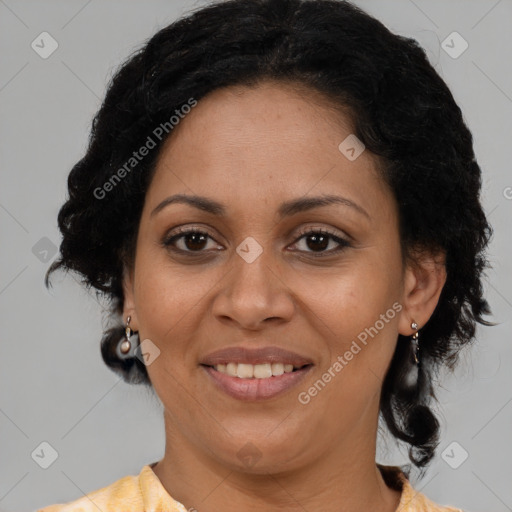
[211,248,295,330]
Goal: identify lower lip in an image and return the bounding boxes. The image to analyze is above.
[201,365,313,401]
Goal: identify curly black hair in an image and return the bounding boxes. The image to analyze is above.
[45,0,494,476]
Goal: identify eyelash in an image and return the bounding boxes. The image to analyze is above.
[162,226,351,258]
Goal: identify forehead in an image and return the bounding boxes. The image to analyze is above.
[146,81,391,221]
[167,81,357,153]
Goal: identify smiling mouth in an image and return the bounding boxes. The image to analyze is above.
[201,362,314,401]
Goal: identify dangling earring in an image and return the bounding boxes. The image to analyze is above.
[403,320,421,388]
[120,315,133,354]
[411,321,420,366]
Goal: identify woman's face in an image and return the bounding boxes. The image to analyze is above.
[123,81,441,473]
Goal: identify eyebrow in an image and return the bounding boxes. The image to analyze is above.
[150,193,370,220]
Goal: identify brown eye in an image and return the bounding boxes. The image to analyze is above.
[163,228,221,253]
[303,232,330,252]
[179,231,208,251]
[290,228,351,257]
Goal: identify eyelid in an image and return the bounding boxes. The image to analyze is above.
[292,224,350,242]
[163,224,219,241]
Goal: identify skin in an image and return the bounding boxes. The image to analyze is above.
[122,81,447,512]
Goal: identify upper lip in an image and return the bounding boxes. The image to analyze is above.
[200,346,314,367]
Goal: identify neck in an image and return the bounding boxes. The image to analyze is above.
[152,409,402,512]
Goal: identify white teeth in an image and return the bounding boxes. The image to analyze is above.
[237,363,254,378]
[213,362,299,378]
[226,362,237,377]
[271,363,284,376]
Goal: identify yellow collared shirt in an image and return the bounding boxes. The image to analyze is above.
[37,464,463,512]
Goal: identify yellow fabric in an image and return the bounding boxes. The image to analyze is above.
[37,464,463,512]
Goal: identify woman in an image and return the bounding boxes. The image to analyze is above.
[38,0,493,510]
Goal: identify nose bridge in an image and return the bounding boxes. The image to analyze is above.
[212,237,294,327]
[231,239,281,303]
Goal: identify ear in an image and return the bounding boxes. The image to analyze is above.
[398,247,447,335]
[122,264,138,329]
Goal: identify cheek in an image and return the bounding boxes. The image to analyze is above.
[132,249,212,353]
[301,259,401,397]
[131,252,212,404]
[299,258,397,337]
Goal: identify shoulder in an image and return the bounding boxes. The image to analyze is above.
[401,477,465,511]
[379,464,465,512]
[36,464,187,512]
[36,469,143,512]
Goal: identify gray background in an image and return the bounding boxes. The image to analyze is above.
[1,0,511,511]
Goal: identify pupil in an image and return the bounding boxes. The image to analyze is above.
[307,233,328,251]
[185,233,207,251]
